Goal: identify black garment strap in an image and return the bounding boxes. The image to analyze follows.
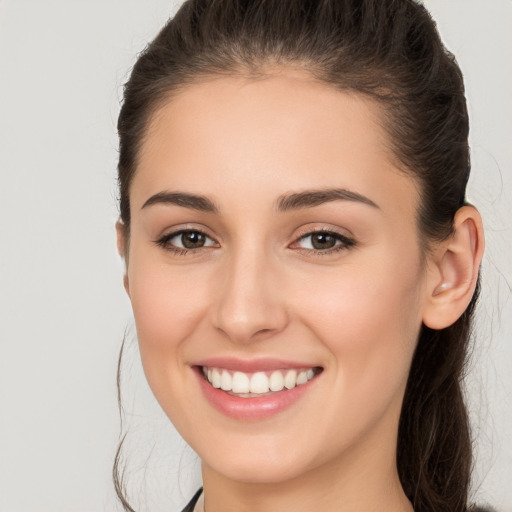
[181,488,203,512]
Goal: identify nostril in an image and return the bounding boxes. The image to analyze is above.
[214,322,285,344]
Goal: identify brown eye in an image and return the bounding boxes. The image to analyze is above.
[294,230,355,253]
[310,233,337,250]
[156,229,218,252]
[181,230,206,248]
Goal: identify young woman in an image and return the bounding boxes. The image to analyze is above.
[114,1,490,510]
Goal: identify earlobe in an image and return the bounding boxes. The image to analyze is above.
[422,206,484,330]
[115,220,130,297]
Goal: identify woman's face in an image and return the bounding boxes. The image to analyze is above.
[122,71,430,485]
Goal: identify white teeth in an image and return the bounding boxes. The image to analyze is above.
[296,370,308,385]
[220,370,232,391]
[232,371,250,393]
[284,369,297,389]
[269,370,284,392]
[211,368,222,388]
[203,366,318,395]
[250,372,270,394]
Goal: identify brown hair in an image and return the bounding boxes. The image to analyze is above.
[115,1,486,510]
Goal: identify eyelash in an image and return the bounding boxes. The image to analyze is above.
[293,229,356,256]
[155,228,356,257]
[155,229,218,256]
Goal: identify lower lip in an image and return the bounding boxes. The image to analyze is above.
[194,367,320,421]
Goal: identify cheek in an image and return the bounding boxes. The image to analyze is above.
[293,254,424,410]
[126,258,215,439]
[126,249,210,381]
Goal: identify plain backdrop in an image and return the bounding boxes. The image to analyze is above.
[0,1,511,511]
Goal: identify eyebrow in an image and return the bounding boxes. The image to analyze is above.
[275,188,379,211]
[141,187,379,214]
[141,191,219,213]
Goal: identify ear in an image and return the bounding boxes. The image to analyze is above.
[422,206,484,330]
[115,220,130,297]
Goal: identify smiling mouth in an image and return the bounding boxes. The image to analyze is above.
[200,366,323,397]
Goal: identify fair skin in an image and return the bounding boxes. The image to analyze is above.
[117,71,484,512]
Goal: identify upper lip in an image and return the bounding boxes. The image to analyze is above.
[193,357,322,373]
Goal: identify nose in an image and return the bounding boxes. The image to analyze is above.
[212,246,289,344]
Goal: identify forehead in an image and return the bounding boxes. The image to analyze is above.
[133,71,419,219]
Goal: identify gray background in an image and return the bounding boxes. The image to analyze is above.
[0,1,510,511]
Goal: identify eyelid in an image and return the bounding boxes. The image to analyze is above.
[154,222,217,241]
[292,224,354,242]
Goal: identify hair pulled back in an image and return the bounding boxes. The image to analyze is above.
[116,1,483,511]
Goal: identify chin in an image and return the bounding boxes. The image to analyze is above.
[205,456,310,485]
[195,430,328,485]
